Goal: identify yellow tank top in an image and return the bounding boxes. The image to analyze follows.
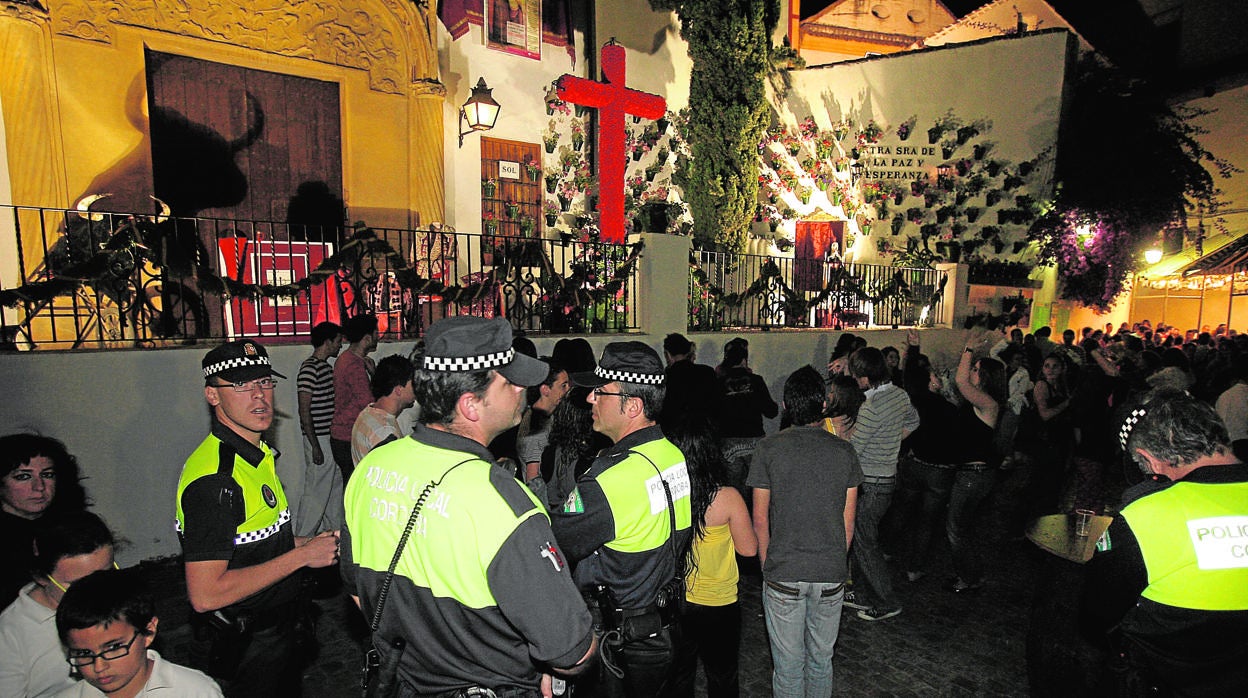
[685,523,739,606]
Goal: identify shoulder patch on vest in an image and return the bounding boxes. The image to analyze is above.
[539,541,565,572]
[563,487,584,514]
[261,484,278,509]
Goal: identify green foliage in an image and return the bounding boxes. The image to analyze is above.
[650,0,776,252]
[1030,54,1238,309]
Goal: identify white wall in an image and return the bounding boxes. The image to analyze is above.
[595,4,692,114]
[776,29,1070,266]
[439,12,591,233]
[0,325,969,563]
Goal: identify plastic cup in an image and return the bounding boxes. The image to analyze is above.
[1074,509,1095,537]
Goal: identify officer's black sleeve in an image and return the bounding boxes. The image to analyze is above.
[1080,516,1148,639]
[548,475,616,563]
[179,474,244,562]
[488,514,594,671]
[339,519,359,598]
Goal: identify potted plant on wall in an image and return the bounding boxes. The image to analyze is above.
[545,173,559,194]
[519,215,536,237]
[482,210,498,235]
[482,178,497,198]
[505,200,520,219]
[928,111,962,144]
[524,157,541,183]
[896,115,917,141]
[544,199,560,227]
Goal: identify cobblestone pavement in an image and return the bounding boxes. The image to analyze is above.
[146,479,1104,697]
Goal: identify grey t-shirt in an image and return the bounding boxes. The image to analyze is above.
[747,425,863,583]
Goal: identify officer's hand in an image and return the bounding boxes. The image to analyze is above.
[540,673,552,698]
[302,530,340,569]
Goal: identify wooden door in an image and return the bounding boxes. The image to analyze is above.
[480,137,542,264]
[145,51,344,227]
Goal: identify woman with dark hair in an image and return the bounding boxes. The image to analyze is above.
[888,329,962,583]
[945,337,1007,593]
[823,374,864,439]
[666,415,756,697]
[1,434,89,607]
[1025,352,1076,516]
[0,510,117,698]
[538,385,609,511]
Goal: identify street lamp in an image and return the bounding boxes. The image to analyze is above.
[459,78,501,148]
[1144,248,1163,265]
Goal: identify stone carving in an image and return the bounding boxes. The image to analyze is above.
[2,0,51,24]
[410,77,446,98]
[50,0,434,95]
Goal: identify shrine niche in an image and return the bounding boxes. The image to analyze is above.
[794,218,845,292]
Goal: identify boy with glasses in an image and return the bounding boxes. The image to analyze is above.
[55,568,222,696]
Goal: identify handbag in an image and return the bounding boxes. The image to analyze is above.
[360,458,476,697]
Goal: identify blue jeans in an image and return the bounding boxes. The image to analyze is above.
[946,466,997,584]
[851,480,898,609]
[763,580,844,698]
[893,458,955,575]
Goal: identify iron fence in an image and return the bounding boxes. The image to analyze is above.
[0,204,638,350]
[689,250,946,331]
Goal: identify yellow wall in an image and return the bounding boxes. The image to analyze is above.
[2,0,443,229]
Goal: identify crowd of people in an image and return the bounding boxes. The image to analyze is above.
[1,315,1245,698]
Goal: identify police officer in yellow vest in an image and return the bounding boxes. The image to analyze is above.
[341,316,596,697]
[176,339,339,697]
[1083,390,1248,695]
[551,341,693,697]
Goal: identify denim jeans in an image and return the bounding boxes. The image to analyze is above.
[762,580,844,698]
[893,458,956,575]
[946,466,997,584]
[851,480,898,609]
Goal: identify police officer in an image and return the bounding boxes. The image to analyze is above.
[176,339,339,697]
[341,316,596,697]
[551,341,692,697]
[1083,390,1248,695]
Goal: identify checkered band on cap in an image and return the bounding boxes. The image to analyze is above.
[1118,407,1148,450]
[203,355,272,378]
[595,365,664,385]
[424,347,515,372]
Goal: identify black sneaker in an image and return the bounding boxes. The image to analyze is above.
[857,606,902,622]
[843,590,870,611]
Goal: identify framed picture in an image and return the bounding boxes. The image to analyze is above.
[217,239,341,339]
[487,0,541,60]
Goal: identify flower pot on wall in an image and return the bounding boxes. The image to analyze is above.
[545,213,558,227]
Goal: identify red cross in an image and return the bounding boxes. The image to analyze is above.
[557,41,666,243]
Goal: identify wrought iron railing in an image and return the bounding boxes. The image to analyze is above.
[0,205,638,350]
[689,250,946,331]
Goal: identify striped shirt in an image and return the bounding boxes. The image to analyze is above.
[297,356,335,436]
[849,382,919,478]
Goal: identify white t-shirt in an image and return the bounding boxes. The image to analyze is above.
[53,650,222,697]
[0,583,76,698]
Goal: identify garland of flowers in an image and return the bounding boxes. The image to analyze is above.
[689,255,946,320]
[1,223,645,316]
